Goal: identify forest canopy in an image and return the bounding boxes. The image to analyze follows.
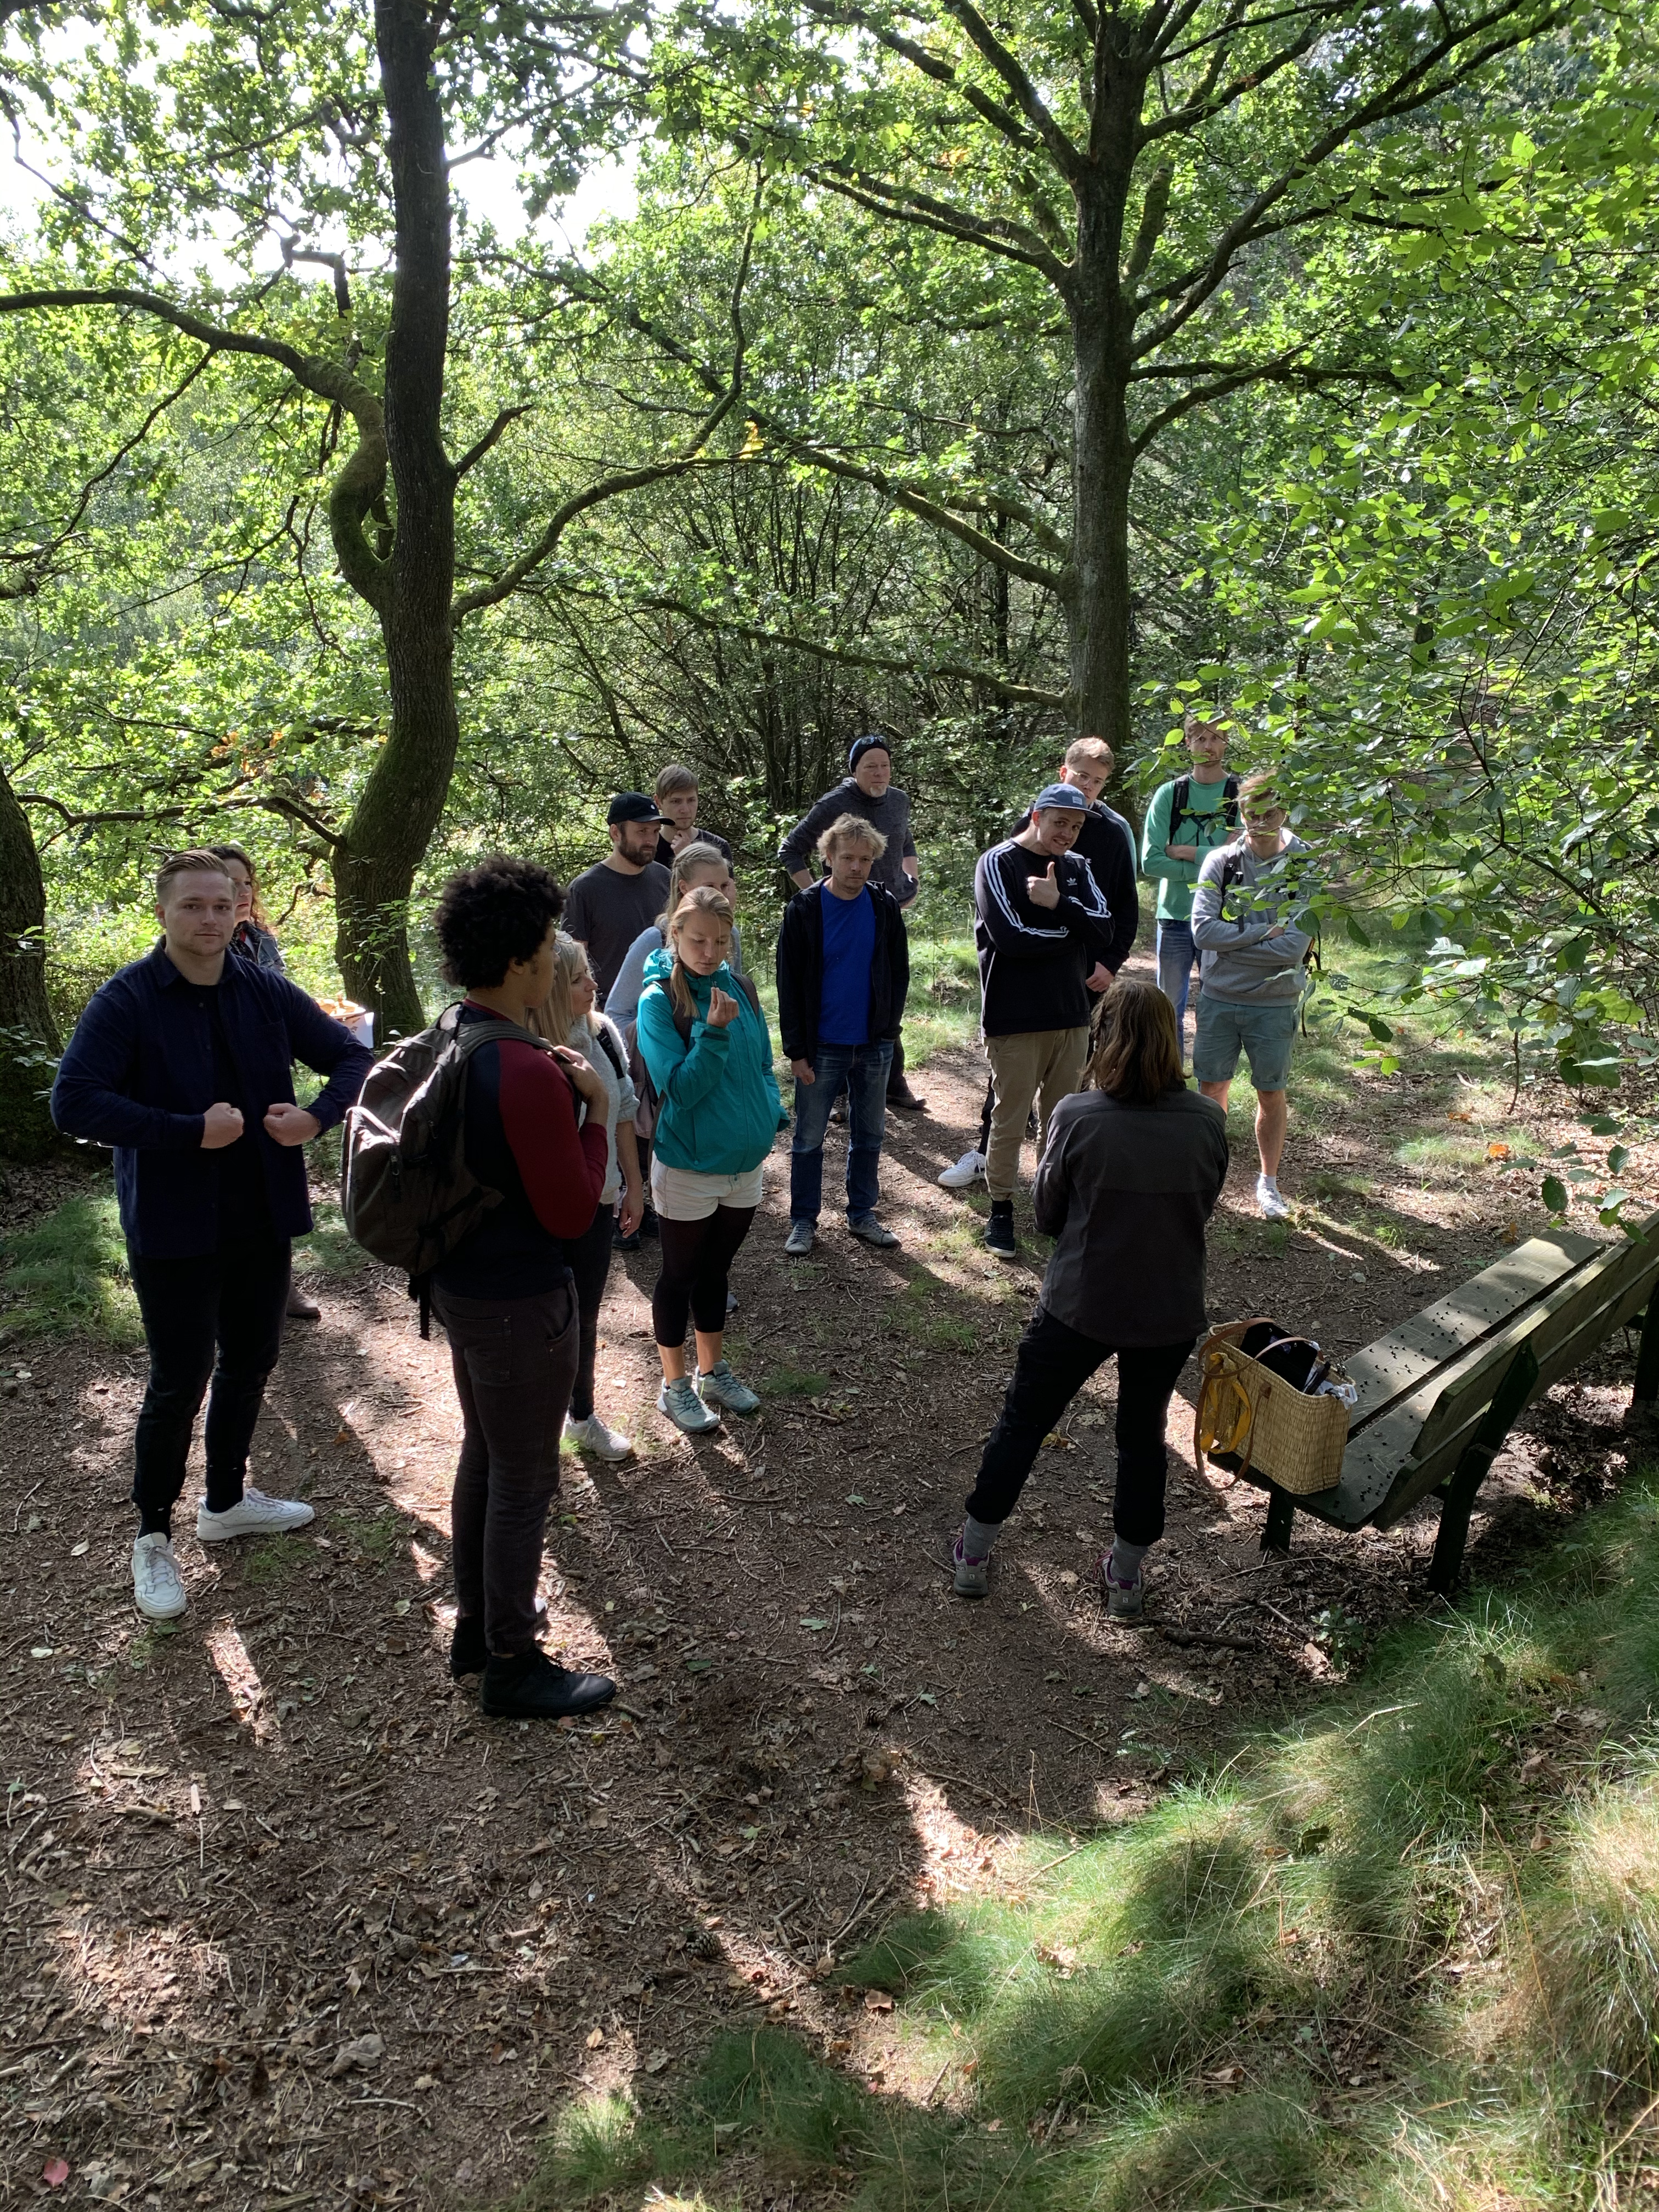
[0,0,1655,1161]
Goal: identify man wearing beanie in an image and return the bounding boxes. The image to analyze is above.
[972,783,1115,1257]
[778,735,924,1110]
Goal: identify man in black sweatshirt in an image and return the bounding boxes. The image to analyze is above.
[972,783,1115,1257]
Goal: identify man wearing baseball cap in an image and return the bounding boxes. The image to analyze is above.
[972,783,1115,1258]
[778,735,924,1110]
[562,794,674,1009]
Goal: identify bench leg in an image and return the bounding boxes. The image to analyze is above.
[1634,1302,1659,1405]
[1262,1485,1295,1555]
[1427,1345,1540,1596]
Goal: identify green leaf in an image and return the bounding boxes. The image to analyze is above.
[798,1616,830,1631]
[1345,912,1371,946]
[1608,1144,1629,1173]
[1542,1176,1569,1214]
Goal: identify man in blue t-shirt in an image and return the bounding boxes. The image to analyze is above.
[774,814,911,1256]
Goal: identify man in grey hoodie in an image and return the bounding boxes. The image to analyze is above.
[1191,772,1316,1221]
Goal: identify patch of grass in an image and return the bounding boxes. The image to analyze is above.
[1395,1130,1496,1173]
[0,1192,142,1345]
[292,1198,372,1279]
[332,1510,403,1565]
[240,1532,313,1585]
[755,1365,833,1399]
[888,1274,980,1352]
[528,1468,1659,2212]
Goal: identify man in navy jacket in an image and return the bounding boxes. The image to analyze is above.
[775,814,910,1256]
[51,849,373,1624]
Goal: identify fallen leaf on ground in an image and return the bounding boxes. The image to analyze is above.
[585,2027,605,2049]
[42,2158,69,2188]
[328,2033,385,2078]
[864,1991,895,2012]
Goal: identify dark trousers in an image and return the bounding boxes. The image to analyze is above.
[559,1204,616,1421]
[128,1236,291,1533]
[432,1279,579,1657]
[965,1306,1194,1545]
[652,1206,757,1345]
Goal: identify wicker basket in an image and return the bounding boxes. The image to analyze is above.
[1194,1319,1350,1495]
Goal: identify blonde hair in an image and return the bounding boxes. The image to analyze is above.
[1064,736,1114,777]
[1238,770,1286,812]
[654,761,699,801]
[527,932,592,1047]
[816,811,887,863]
[657,840,731,930]
[1087,979,1184,1104]
[665,886,733,1022]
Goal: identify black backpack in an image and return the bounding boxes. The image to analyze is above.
[1170,772,1240,840]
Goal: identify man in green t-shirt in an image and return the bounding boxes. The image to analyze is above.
[1139,718,1240,1054]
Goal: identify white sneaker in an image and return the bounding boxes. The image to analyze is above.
[1257,1177,1292,1222]
[938,1149,986,1190]
[195,1486,317,1543]
[132,1533,187,1621]
[565,1412,634,1462]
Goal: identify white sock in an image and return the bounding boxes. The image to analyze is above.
[1257,1172,1280,1192]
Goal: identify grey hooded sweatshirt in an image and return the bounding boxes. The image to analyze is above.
[1191,833,1316,1005]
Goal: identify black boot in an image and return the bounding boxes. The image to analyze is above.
[481,1648,616,1720]
[449,1615,488,1679]
[984,1200,1017,1260]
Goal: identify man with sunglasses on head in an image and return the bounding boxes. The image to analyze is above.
[1191,772,1317,1221]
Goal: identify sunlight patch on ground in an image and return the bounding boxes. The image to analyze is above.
[204,1621,270,1740]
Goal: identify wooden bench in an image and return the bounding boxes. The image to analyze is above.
[1233,1207,1659,1592]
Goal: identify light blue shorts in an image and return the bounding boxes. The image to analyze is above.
[1192,994,1299,1091]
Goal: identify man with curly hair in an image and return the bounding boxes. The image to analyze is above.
[427,855,620,1720]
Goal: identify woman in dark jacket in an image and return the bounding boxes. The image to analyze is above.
[209,843,285,972]
[951,979,1228,1620]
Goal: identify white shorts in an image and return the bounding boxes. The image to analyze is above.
[651,1158,766,1221]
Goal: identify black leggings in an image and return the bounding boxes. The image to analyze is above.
[965,1305,1194,1546]
[558,1203,617,1421]
[652,1206,757,1346]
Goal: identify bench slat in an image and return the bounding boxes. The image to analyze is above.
[1346,1232,1601,1431]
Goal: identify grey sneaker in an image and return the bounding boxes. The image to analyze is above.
[952,1533,989,1600]
[849,1214,900,1249]
[658,1376,721,1434]
[697,1361,761,1416]
[1099,1556,1146,1623]
[785,1219,815,1257]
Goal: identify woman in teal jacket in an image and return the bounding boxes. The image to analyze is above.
[637,885,785,1434]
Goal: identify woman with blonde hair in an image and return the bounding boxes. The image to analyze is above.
[950,979,1228,1621]
[635,887,784,1434]
[527,933,644,1460]
[605,839,745,1029]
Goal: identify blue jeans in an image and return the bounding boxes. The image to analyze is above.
[1156,919,1199,1035]
[790,1041,893,1223]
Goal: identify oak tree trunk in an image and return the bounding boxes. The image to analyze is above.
[331,0,459,1043]
[0,760,62,1159]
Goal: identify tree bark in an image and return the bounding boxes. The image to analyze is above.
[330,0,459,1042]
[0,757,62,1159]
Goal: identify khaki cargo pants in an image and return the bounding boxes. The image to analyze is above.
[984,1026,1090,1201]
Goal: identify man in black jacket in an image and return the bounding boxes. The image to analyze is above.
[941,735,1140,1193]
[776,815,910,1256]
[972,785,1115,1257]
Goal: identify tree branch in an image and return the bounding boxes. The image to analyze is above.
[943,0,1085,178]
[0,284,393,613]
[453,404,530,481]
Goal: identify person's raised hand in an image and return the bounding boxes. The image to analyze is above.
[548,1045,610,1111]
[201,1101,244,1149]
[706,988,740,1029]
[1085,962,1112,993]
[263,1103,321,1147]
[1026,861,1062,910]
[791,1057,815,1085]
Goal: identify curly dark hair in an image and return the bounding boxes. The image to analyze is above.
[433,856,565,989]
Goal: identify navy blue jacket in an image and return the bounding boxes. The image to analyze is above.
[50,945,373,1258]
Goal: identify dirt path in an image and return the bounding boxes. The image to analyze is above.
[1,1040,1647,2209]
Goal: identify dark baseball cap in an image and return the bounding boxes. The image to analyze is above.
[607,791,668,825]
